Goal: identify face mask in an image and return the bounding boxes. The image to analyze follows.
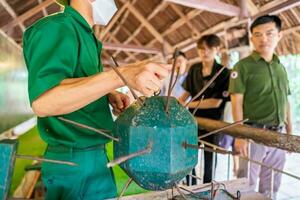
[91,0,118,26]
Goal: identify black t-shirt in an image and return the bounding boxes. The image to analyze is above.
[182,60,230,120]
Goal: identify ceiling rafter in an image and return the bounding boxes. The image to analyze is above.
[0,0,26,31]
[38,0,48,16]
[113,1,169,58]
[165,0,241,17]
[173,0,300,54]
[1,0,54,32]
[124,8,203,62]
[168,3,201,37]
[99,1,131,40]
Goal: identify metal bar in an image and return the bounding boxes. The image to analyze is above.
[192,95,205,116]
[165,49,180,113]
[194,141,300,181]
[16,155,77,166]
[117,178,133,200]
[212,147,216,181]
[58,117,119,142]
[198,119,248,139]
[111,57,143,105]
[174,184,188,200]
[270,169,274,199]
[185,66,226,108]
[107,142,152,168]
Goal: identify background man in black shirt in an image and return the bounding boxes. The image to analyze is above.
[179,34,230,185]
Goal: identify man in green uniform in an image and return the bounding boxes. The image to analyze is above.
[229,15,292,199]
[23,0,172,199]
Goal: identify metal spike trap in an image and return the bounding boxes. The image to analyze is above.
[107,142,153,168]
[58,117,119,142]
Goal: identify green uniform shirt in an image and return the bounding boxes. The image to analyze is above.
[229,51,290,126]
[23,6,114,148]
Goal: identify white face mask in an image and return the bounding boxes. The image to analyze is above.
[91,0,118,26]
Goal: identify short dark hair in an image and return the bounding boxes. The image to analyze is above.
[250,15,282,32]
[197,34,221,49]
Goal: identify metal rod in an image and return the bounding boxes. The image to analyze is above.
[185,66,226,108]
[188,140,300,181]
[192,95,205,116]
[117,178,133,200]
[270,169,274,199]
[174,184,188,200]
[188,174,202,181]
[165,49,180,113]
[16,155,77,166]
[178,186,204,199]
[198,119,248,139]
[170,67,180,93]
[212,146,216,181]
[58,117,119,142]
[227,153,230,181]
[111,56,143,105]
[107,142,152,168]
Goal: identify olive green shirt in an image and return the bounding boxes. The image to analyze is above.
[23,6,114,148]
[229,51,290,126]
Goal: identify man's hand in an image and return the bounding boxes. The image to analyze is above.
[108,91,130,116]
[234,138,248,157]
[120,62,172,97]
[174,55,188,75]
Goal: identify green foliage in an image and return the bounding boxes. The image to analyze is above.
[280,54,300,132]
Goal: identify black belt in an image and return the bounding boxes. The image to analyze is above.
[245,122,284,132]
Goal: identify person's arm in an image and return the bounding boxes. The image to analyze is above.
[285,100,292,135]
[178,91,190,105]
[188,98,222,109]
[231,93,248,157]
[32,62,171,117]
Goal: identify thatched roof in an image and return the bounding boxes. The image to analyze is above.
[0,0,299,65]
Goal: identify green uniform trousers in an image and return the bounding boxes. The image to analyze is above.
[41,145,117,200]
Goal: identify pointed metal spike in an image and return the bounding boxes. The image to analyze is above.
[165,48,180,113]
[174,184,188,200]
[111,56,143,106]
[16,155,77,166]
[58,117,119,142]
[198,140,300,181]
[192,95,205,116]
[117,178,133,200]
[107,142,152,168]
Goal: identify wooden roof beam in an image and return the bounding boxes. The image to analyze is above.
[99,1,130,40]
[124,2,173,52]
[38,0,49,16]
[113,1,170,57]
[254,0,300,18]
[165,0,241,17]
[0,0,26,31]
[172,0,300,54]
[2,0,54,32]
[124,8,203,62]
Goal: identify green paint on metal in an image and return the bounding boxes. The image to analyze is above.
[114,96,198,190]
[0,139,18,200]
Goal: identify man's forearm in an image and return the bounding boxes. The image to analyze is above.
[188,98,222,109]
[285,101,292,134]
[32,70,123,117]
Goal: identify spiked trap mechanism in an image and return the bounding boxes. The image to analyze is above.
[113,96,198,190]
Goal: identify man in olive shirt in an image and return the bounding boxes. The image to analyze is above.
[229,15,292,198]
[23,0,172,199]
